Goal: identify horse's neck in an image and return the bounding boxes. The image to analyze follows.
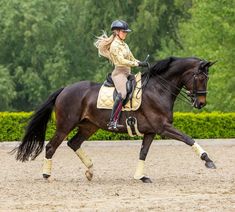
[146,76,180,112]
[147,60,193,107]
[150,70,185,97]
[158,59,196,92]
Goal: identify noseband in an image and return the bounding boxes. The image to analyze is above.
[187,71,208,98]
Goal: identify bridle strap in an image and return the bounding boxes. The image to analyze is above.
[138,63,209,106]
[138,69,193,105]
[137,61,209,106]
[156,75,193,105]
[190,72,208,97]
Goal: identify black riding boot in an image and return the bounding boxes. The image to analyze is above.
[108,93,123,131]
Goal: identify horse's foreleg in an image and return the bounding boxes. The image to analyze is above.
[43,131,67,179]
[161,124,216,169]
[134,133,155,183]
[67,124,98,181]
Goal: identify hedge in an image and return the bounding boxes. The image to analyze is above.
[0,112,234,141]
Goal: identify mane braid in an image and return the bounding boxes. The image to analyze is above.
[150,57,177,75]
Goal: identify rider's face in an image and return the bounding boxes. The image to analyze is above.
[118,30,127,40]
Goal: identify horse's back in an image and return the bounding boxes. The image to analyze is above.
[65,80,101,92]
[54,80,101,115]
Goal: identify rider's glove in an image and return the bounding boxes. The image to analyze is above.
[138,61,148,67]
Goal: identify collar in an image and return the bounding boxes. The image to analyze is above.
[114,36,125,45]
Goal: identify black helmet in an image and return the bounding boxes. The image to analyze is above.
[111,20,131,32]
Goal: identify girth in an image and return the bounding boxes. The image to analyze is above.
[103,73,137,106]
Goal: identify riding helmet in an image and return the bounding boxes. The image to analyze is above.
[111,20,131,32]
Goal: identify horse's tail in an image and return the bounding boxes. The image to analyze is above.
[13,88,64,162]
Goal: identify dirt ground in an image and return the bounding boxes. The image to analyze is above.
[0,139,235,212]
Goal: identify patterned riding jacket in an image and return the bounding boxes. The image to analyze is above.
[110,37,139,69]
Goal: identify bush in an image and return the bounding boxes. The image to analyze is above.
[173,112,235,138]
[0,112,234,141]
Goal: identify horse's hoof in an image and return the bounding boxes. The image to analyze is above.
[43,174,51,179]
[140,176,152,183]
[85,170,93,181]
[205,161,216,169]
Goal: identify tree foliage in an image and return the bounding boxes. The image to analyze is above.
[0,0,234,112]
[159,0,235,111]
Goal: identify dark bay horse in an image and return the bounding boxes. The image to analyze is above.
[14,57,216,183]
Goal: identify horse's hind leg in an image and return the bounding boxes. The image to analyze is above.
[67,122,98,181]
[42,130,68,179]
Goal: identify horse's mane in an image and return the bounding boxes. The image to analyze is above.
[143,56,203,77]
[149,57,177,75]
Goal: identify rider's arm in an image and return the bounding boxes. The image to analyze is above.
[110,43,139,67]
[129,51,139,64]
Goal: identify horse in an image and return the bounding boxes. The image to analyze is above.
[13,56,216,183]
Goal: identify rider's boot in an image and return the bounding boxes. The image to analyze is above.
[107,93,124,131]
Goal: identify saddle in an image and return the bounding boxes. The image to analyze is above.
[97,72,142,111]
[103,73,137,106]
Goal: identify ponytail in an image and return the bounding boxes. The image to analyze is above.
[94,31,115,61]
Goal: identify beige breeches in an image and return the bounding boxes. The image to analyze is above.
[111,66,131,99]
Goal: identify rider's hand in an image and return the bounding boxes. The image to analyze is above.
[138,61,148,67]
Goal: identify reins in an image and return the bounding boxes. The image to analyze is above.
[137,63,197,106]
[156,74,193,105]
[136,57,210,107]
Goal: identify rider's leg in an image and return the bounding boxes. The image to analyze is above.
[107,93,123,130]
[108,73,128,130]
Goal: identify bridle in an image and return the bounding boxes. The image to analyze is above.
[185,69,208,104]
[140,59,211,108]
[184,65,209,107]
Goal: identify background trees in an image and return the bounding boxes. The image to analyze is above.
[0,0,234,112]
[160,0,235,112]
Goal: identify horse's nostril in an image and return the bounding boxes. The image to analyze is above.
[199,102,206,108]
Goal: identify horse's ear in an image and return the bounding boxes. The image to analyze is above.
[201,60,217,69]
[208,61,217,67]
[200,61,210,69]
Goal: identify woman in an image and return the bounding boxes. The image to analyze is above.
[94,20,148,130]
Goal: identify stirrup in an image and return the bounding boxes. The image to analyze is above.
[107,121,124,131]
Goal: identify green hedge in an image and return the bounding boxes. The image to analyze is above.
[0,112,234,141]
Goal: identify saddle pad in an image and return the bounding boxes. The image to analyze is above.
[97,72,142,111]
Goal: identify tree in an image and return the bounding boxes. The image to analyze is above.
[0,66,16,111]
[1,0,233,112]
[158,0,235,111]
[129,0,192,61]
[0,0,84,110]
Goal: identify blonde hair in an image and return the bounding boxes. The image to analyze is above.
[94,31,116,61]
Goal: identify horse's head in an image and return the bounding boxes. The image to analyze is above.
[184,60,216,109]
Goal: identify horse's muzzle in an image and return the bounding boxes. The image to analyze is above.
[193,96,207,109]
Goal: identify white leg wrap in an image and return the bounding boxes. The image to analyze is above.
[192,142,206,157]
[42,158,52,176]
[75,148,93,168]
[134,160,145,180]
